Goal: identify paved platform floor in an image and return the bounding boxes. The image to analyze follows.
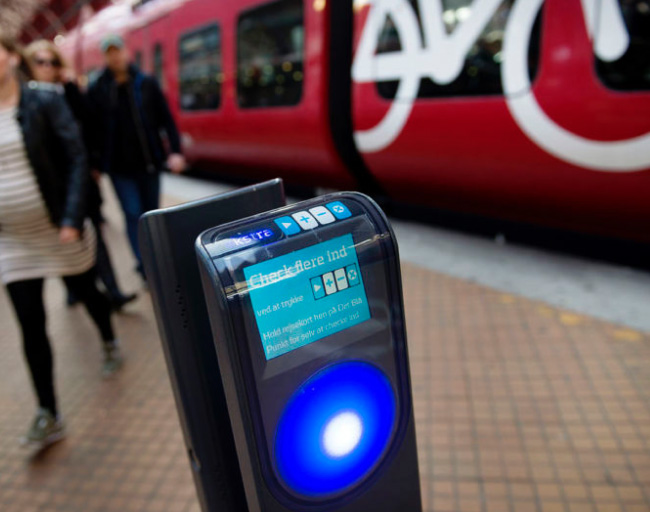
[0,184,648,512]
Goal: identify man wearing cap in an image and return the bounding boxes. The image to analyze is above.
[88,34,186,280]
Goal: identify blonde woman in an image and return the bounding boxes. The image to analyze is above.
[25,39,137,311]
[0,34,122,448]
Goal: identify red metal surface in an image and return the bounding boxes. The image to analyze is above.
[56,0,650,241]
[351,0,650,240]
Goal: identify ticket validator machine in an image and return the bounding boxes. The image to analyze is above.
[196,192,421,511]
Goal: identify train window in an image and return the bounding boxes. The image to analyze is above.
[134,50,143,70]
[153,43,165,91]
[179,24,223,110]
[375,0,542,99]
[596,0,650,91]
[237,0,304,109]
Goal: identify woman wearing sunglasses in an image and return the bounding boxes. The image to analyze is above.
[0,34,122,448]
[25,39,137,312]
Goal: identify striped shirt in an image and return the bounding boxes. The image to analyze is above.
[0,106,95,285]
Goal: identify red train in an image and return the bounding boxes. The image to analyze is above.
[57,0,650,241]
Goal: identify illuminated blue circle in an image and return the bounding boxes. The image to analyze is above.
[274,361,397,498]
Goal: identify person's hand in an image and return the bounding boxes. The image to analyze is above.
[59,226,81,244]
[60,67,77,84]
[91,169,102,183]
[166,153,186,174]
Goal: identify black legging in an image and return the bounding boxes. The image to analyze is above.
[6,270,115,416]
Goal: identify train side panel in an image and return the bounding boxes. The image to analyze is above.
[351,0,650,241]
[168,0,353,186]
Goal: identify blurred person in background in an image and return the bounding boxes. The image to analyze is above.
[88,34,186,280]
[25,39,137,311]
[0,34,123,448]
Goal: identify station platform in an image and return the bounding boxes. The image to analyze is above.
[0,178,648,512]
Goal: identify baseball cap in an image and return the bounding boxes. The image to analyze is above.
[100,34,125,52]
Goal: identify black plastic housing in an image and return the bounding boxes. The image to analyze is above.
[139,179,286,512]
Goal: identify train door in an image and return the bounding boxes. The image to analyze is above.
[127,24,147,73]
[146,12,173,103]
[197,0,352,185]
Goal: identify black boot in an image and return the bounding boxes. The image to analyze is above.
[109,293,137,312]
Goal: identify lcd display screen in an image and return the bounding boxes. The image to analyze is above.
[244,234,371,360]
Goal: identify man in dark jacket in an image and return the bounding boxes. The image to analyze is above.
[88,34,186,278]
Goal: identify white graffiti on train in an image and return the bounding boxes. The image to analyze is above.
[352,0,650,172]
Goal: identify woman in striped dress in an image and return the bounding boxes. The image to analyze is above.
[24,39,137,311]
[0,34,122,448]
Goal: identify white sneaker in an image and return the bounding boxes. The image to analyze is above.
[21,408,65,448]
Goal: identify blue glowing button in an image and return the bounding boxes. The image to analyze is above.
[274,361,397,498]
[274,216,301,236]
[326,201,352,220]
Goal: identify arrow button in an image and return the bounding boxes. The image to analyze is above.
[311,276,325,300]
[274,216,301,236]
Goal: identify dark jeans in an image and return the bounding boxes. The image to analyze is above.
[110,173,160,274]
[6,270,115,416]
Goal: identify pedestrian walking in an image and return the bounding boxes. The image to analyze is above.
[0,34,123,448]
[25,39,137,311]
[87,34,186,280]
